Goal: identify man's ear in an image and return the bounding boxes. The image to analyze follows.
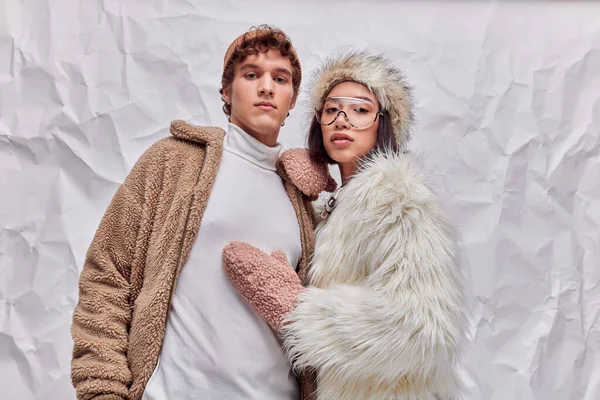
[289,94,297,111]
[222,86,231,104]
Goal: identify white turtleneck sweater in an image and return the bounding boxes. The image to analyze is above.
[142,123,302,400]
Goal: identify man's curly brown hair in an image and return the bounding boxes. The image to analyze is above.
[219,25,302,117]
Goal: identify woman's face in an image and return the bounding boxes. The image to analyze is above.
[319,81,380,165]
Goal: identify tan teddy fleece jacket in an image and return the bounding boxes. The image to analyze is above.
[70,120,321,400]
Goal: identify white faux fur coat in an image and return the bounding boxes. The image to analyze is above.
[281,151,468,400]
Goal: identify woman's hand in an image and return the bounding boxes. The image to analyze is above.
[222,241,304,330]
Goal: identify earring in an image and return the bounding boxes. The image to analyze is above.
[281,112,290,127]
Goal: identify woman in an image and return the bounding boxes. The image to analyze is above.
[222,51,468,400]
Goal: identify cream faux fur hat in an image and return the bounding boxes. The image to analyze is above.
[309,51,414,147]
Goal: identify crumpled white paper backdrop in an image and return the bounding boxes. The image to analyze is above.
[1,0,599,399]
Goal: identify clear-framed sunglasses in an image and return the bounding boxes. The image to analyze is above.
[315,96,383,130]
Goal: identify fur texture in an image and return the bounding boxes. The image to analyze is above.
[309,51,414,147]
[71,121,319,400]
[222,242,304,330]
[277,148,338,198]
[281,151,468,400]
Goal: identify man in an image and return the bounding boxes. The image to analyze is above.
[70,25,330,400]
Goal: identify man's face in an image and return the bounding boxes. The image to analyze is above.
[222,50,296,147]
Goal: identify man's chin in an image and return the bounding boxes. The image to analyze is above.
[250,119,282,135]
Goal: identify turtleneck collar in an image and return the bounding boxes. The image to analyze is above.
[223,123,282,171]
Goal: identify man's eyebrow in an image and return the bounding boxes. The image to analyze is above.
[239,64,292,77]
[275,67,292,76]
[239,63,260,71]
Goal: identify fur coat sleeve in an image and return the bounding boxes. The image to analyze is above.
[281,151,468,399]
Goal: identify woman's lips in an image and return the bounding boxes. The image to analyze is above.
[331,133,353,147]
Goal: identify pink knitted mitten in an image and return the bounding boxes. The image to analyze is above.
[277,148,337,196]
[222,241,304,330]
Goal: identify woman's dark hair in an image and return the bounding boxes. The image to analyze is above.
[307,110,399,164]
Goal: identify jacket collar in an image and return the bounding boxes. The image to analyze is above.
[170,120,336,198]
[170,120,225,147]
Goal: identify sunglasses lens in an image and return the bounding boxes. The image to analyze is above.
[316,97,379,129]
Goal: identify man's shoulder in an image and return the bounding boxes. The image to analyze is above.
[140,120,225,159]
[169,120,226,146]
[130,120,226,175]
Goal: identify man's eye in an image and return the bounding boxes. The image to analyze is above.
[274,77,288,84]
[245,73,258,79]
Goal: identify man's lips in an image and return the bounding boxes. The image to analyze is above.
[255,101,276,110]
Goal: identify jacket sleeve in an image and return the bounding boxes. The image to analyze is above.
[280,154,467,395]
[70,142,163,400]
